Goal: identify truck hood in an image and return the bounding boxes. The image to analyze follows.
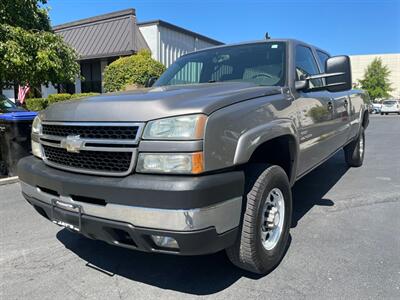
[41,82,282,122]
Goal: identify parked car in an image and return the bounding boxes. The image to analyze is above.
[18,39,369,274]
[371,103,382,114]
[0,95,25,113]
[380,99,400,115]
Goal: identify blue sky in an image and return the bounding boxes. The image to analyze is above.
[48,0,400,55]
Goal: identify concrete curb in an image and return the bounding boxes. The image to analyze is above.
[0,176,19,186]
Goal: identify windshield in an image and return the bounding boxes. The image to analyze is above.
[0,95,17,112]
[155,42,286,87]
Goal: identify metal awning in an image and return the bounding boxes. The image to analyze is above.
[54,9,149,61]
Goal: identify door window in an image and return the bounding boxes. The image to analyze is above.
[295,45,323,88]
[316,50,330,72]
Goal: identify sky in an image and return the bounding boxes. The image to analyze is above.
[48,0,400,56]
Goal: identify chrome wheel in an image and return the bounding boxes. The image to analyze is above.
[260,188,285,250]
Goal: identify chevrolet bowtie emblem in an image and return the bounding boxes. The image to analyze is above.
[61,135,84,153]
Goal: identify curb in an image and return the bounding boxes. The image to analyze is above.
[0,176,19,186]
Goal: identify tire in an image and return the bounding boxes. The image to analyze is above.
[380,113,383,115]
[344,127,365,167]
[226,164,292,274]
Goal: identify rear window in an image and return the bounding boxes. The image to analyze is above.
[383,100,397,105]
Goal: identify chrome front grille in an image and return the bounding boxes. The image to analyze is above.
[39,122,143,176]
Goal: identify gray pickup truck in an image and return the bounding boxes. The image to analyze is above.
[18,39,369,274]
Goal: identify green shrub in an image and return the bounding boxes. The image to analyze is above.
[103,50,166,92]
[70,92,100,99]
[25,98,48,111]
[47,93,72,105]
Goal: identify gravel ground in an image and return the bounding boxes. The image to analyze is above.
[1,114,399,299]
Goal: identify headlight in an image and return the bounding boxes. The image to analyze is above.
[143,114,207,140]
[136,152,204,174]
[31,140,43,159]
[32,116,42,134]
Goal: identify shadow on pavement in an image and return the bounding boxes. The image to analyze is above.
[292,150,349,227]
[56,151,349,295]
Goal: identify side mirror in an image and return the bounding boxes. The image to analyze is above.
[325,55,352,92]
[145,77,158,88]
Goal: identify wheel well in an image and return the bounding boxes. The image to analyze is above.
[362,110,369,128]
[247,135,296,181]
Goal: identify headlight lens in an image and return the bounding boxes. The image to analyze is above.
[31,140,43,159]
[143,114,207,140]
[32,116,42,134]
[136,152,204,174]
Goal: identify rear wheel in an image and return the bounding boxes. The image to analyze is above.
[226,165,292,274]
[344,127,365,167]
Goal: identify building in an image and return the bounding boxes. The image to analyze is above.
[350,53,400,99]
[40,8,222,97]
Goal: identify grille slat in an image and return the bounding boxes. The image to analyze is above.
[42,124,138,140]
[43,145,133,174]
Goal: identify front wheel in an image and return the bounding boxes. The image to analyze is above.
[226,165,292,274]
[344,127,365,167]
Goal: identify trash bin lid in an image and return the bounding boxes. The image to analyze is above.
[0,111,37,121]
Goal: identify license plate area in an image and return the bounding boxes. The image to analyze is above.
[51,199,82,232]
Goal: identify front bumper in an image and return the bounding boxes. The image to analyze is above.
[18,156,244,255]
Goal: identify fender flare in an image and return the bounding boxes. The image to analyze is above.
[233,119,300,185]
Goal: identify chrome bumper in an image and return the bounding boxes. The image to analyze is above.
[21,181,242,234]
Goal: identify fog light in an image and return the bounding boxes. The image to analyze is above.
[31,140,43,159]
[151,235,179,250]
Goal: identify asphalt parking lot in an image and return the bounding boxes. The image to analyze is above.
[1,114,399,299]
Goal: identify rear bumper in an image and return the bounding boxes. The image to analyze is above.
[380,108,400,113]
[18,156,244,255]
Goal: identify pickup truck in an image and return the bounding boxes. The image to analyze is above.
[18,39,369,274]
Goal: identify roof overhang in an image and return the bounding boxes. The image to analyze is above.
[54,9,149,61]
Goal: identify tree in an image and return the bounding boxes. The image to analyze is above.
[359,57,392,102]
[103,50,166,92]
[0,0,51,31]
[0,0,80,93]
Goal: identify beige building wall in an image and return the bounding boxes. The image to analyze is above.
[350,53,400,99]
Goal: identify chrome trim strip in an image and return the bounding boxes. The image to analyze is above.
[21,181,242,234]
[42,148,138,177]
[139,140,203,153]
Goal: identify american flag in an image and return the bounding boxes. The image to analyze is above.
[18,85,30,104]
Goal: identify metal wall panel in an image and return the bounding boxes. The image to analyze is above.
[159,26,218,67]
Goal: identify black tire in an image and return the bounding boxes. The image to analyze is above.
[344,127,365,167]
[380,113,383,115]
[226,164,292,274]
